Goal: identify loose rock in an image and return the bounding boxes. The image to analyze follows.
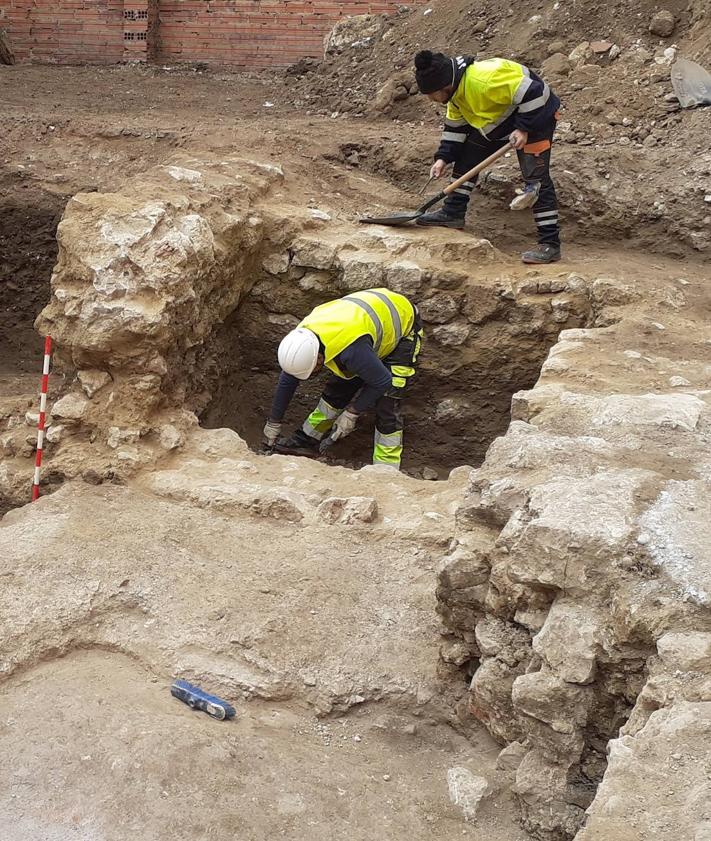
[649,10,676,38]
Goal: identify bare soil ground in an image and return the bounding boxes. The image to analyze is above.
[1,51,710,841]
[2,60,707,415]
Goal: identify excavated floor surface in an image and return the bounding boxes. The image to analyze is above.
[0,652,526,841]
[0,469,526,841]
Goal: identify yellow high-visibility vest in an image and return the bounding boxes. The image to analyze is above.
[300,288,415,378]
[446,58,533,136]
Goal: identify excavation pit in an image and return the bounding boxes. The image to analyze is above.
[198,245,592,477]
[0,188,66,513]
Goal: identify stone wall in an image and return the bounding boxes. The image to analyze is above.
[437,291,711,837]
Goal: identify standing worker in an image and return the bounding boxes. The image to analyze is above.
[263,288,423,469]
[414,50,562,264]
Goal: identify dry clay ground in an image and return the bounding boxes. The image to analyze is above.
[1,64,710,840]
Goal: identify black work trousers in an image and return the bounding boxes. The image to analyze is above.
[302,317,423,467]
[444,120,560,247]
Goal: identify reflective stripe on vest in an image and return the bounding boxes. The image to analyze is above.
[480,66,531,137]
[446,59,534,138]
[300,288,414,378]
[342,295,384,351]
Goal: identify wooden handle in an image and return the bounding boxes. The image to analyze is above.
[443,144,511,196]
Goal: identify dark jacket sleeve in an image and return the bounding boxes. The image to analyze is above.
[335,336,392,414]
[269,371,300,422]
[435,99,471,163]
[513,70,560,134]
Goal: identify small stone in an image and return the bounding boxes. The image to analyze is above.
[609,44,621,60]
[52,393,88,421]
[310,209,331,221]
[568,41,592,65]
[159,424,183,451]
[107,427,140,449]
[77,369,111,398]
[447,767,490,821]
[382,774,391,781]
[547,40,566,56]
[290,237,338,270]
[669,376,691,387]
[317,496,378,525]
[496,741,527,773]
[1,434,17,457]
[45,425,64,444]
[590,40,612,54]
[649,10,675,37]
[432,321,470,347]
[353,734,362,742]
[261,251,290,275]
[657,632,711,672]
[542,53,572,77]
[338,252,384,291]
[435,398,471,422]
[422,467,438,481]
[385,260,424,294]
[417,293,459,324]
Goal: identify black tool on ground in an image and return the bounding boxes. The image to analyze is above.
[318,434,336,455]
[359,144,510,227]
[170,679,236,720]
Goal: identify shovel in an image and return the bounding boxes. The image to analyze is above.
[359,143,511,226]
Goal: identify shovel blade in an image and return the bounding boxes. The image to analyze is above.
[359,211,422,226]
[359,191,444,226]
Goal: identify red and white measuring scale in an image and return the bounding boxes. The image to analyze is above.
[32,336,52,502]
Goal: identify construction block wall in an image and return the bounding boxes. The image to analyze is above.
[2,1,126,64]
[156,0,399,68]
[1,0,408,68]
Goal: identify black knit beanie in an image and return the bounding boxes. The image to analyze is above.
[414,50,454,94]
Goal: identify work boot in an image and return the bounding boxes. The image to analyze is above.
[416,207,466,229]
[509,181,541,211]
[522,243,561,264]
[275,428,320,454]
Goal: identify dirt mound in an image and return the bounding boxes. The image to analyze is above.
[283,0,711,260]
[286,0,709,121]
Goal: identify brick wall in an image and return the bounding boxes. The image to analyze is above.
[2,1,125,64]
[1,0,409,68]
[155,0,400,69]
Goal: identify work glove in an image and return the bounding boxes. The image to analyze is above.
[262,420,282,446]
[330,409,359,442]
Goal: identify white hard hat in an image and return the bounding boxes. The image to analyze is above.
[277,327,320,380]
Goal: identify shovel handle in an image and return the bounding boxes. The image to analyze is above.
[443,144,511,196]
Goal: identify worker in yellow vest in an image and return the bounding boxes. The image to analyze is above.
[414,50,562,264]
[263,288,423,468]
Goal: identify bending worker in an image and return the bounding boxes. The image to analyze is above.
[263,288,423,469]
[414,49,562,265]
